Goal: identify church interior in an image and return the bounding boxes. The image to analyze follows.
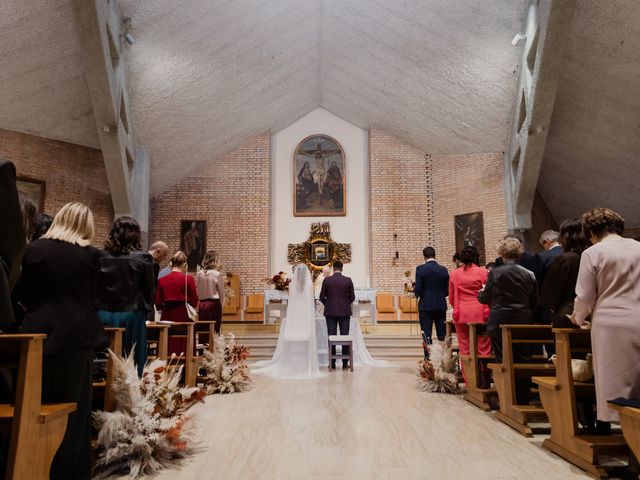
[1,0,640,479]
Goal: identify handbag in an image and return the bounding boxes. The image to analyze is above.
[549,353,594,382]
[184,273,198,322]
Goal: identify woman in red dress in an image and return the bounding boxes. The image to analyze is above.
[155,251,198,355]
[449,245,491,384]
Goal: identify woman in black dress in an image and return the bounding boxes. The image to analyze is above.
[16,202,107,480]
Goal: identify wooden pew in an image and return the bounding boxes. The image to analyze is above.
[461,322,497,411]
[608,403,640,466]
[194,320,216,351]
[444,321,460,374]
[488,324,555,436]
[146,322,169,361]
[92,328,124,412]
[166,322,197,387]
[533,329,627,478]
[0,334,76,480]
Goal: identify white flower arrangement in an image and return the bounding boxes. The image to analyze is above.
[416,339,460,394]
[200,334,251,394]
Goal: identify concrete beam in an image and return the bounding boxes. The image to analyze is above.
[69,0,148,224]
[504,0,577,232]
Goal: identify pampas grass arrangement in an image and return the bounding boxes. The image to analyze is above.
[416,338,460,394]
[93,351,205,479]
[200,334,251,394]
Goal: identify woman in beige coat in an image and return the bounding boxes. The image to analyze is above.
[571,208,640,424]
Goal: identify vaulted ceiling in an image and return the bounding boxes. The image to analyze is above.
[1,0,638,226]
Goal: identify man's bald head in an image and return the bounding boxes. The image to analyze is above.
[149,241,169,263]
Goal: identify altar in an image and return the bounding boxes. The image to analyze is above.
[263,288,377,325]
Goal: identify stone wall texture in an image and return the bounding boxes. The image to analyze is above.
[0,128,114,245]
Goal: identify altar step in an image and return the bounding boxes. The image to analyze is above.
[238,334,425,361]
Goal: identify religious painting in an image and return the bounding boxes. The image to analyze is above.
[16,176,46,212]
[180,220,206,271]
[293,134,346,217]
[454,212,486,265]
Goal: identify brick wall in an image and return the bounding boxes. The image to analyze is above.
[369,127,508,292]
[431,152,507,272]
[0,128,114,245]
[149,132,270,295]
[369,127,435,293]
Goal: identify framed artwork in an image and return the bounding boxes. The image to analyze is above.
[16,176,46,212]
[293,134,346,217]
[454,211,486,265]
[180,220,206,271]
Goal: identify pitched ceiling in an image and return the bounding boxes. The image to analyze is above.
[538,0,640,227]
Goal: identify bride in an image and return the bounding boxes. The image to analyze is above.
[253,264,324,379]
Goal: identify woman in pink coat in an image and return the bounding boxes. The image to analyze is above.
[449,246,490,383]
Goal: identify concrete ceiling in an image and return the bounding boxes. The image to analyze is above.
[0,0,99,148]
[538,0,640,227]
[119,0,526,194]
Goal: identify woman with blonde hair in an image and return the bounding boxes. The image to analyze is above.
[196,250,225,334]
[17,202,107,480]
[155,251,198,354]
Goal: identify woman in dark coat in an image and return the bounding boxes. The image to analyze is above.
[478,236,538,404]
[17,202,107,480]
[96,216,155,376]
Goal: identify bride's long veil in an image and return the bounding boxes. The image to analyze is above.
[253,264,323,378]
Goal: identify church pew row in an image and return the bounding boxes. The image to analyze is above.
[0,334,76,480]
[461,323,497,411]
[165,322,197,387]
[533,329,627,479]
[608,402,640,468]
[146,322,170,361]
[488,324,555,437]
[92,328,124,412]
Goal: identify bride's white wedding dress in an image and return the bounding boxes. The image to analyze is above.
[253,265,325,379]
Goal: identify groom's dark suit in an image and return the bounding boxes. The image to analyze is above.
[319,271,355,367]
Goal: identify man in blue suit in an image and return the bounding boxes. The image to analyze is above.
[415,246,449,359]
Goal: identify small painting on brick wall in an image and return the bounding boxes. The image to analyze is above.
[16,176,46,212]
[293,134,346,217]
[180,220,206,271]
[454,212,485,265]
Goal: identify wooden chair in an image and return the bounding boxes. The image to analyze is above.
[488,324,555,436]
[92,328,124,412]
[608,402,640,467]
[375,292,397,321]
[244,293,264,321]
[0,334,76,480]
[533,329,627,478]
[146,322,169,361]
[222,274,241,321]
[461,322,497,411]
[399,296,418,321]
[166,322,197,387]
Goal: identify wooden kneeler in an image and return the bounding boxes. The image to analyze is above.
[488,324,556,437]
[534,329,627,479]
[461,323,497,411]
[0,334,76,480]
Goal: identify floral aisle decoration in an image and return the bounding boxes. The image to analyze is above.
[200,333,252,394]
[93,352,205,479]
[403,270,416,297]
[264,271,291,291]
[416,338,460,394]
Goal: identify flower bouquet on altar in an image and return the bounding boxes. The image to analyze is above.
[403,270,416,297]
[93,352,206,479]
[264,271,291,291]
[200,334,252,394]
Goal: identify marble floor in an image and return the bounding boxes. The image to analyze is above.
[128,362,594,480]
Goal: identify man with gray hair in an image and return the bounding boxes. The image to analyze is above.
[537,230,562,283]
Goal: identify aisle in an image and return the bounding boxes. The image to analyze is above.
[135,363,590,480]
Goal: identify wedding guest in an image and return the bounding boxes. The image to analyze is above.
[415,247,449,358]
[485,262,495,271]
[17,191,37,243]
[196,250,225,334]
[452,252,462,269]
[570,208,640,427]
[16,202,107,480]
[449,245,490,383]
[32,212,53,240]
[155,251,198,355]
[478,237,538,404]
[536,230,562,284]
[148,240,169,281]
[96,216,156,376]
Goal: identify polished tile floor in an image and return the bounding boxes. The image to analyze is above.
[126,363,592,480]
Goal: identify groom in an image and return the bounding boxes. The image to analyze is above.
[319,261,355,369]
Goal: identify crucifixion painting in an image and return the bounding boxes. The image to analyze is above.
[293,134,346,217]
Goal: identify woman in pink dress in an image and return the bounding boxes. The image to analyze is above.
[449,245,490,384]
[571,208,640,427]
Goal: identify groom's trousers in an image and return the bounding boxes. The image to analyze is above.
[325,315,350,362]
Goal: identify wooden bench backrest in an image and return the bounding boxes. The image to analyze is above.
[146,323,170,360]
[102,328,124,411]
[223,275,241,315]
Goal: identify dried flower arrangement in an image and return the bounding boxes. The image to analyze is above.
[264,271,291,291]
[93,352,205,479]
[200,334,252,394]
[416,339,460,394]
